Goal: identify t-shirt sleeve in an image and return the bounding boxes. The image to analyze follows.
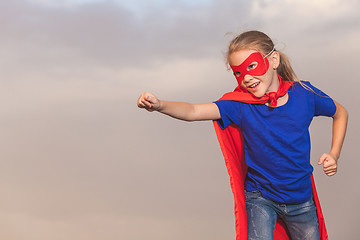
[305,82,337,117]
[214,100,241,129]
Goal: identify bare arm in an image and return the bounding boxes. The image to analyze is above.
[137,92,221,121]
[318,100,348,176]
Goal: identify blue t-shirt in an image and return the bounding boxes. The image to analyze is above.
[214,81,336,204]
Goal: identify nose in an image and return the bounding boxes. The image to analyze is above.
[243,74,253,83]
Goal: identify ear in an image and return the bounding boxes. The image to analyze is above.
[270,51,280,69]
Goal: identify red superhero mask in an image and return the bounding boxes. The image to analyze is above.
[230,51,271,85]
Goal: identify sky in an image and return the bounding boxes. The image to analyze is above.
[0,0,359,239]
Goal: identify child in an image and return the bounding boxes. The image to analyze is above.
[137,30,348,240]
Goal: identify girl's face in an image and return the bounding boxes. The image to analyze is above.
[229,49,279,98]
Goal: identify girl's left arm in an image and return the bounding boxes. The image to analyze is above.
[318,101,348,176]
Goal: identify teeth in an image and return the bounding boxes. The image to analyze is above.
[249,82,259,88]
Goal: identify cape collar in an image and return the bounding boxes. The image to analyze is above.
[219,75,293,107]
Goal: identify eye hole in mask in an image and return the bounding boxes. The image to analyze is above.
[233,61,259,78]
[230,48,274,85]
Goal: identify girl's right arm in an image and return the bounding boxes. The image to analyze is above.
[137,92,221,121]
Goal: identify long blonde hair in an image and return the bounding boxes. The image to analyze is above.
[226,30,300,83]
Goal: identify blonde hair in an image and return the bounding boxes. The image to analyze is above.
[226,30,300,83]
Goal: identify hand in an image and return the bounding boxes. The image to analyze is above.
[137,92,161,112]
[318,153,338,176]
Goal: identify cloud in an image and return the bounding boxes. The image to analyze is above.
[249,0,360,49]
[26,0,107,9]
[0,0,359,239]
[2,0,357,84]
[1,0,256,80]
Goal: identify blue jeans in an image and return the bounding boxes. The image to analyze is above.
[245,190,319,240]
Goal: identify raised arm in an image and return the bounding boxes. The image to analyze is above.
[137,92,221,121]
[318,100,348,176]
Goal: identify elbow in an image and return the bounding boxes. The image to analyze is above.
[340,104,348,121]
[343,107,349,121]
[333,101,348,122]
[183,105,199,122]
[183,118,195,122]
[176,112,197,122]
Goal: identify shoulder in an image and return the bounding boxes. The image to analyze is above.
[289,81,323,96]
[214,99,251,118]
[213,100,245,129]
[290,80,311,90]
[298,80,332,98]
[214,100,244,111]
[291,81,336,116]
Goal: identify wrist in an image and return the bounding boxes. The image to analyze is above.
[329,151,340,161]
[157,100,164,112]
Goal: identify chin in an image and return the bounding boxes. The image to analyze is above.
[251,90,266,98]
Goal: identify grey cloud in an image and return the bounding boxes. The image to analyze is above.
[0,0,359,239]
[1,0,254,75]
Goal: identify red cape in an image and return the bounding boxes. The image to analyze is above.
[212,88,328,240]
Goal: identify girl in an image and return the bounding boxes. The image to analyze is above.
[137,30,348,240]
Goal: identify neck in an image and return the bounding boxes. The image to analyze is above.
[266,73,280,93]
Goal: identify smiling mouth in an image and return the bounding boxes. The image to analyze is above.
[248,82,260,88]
